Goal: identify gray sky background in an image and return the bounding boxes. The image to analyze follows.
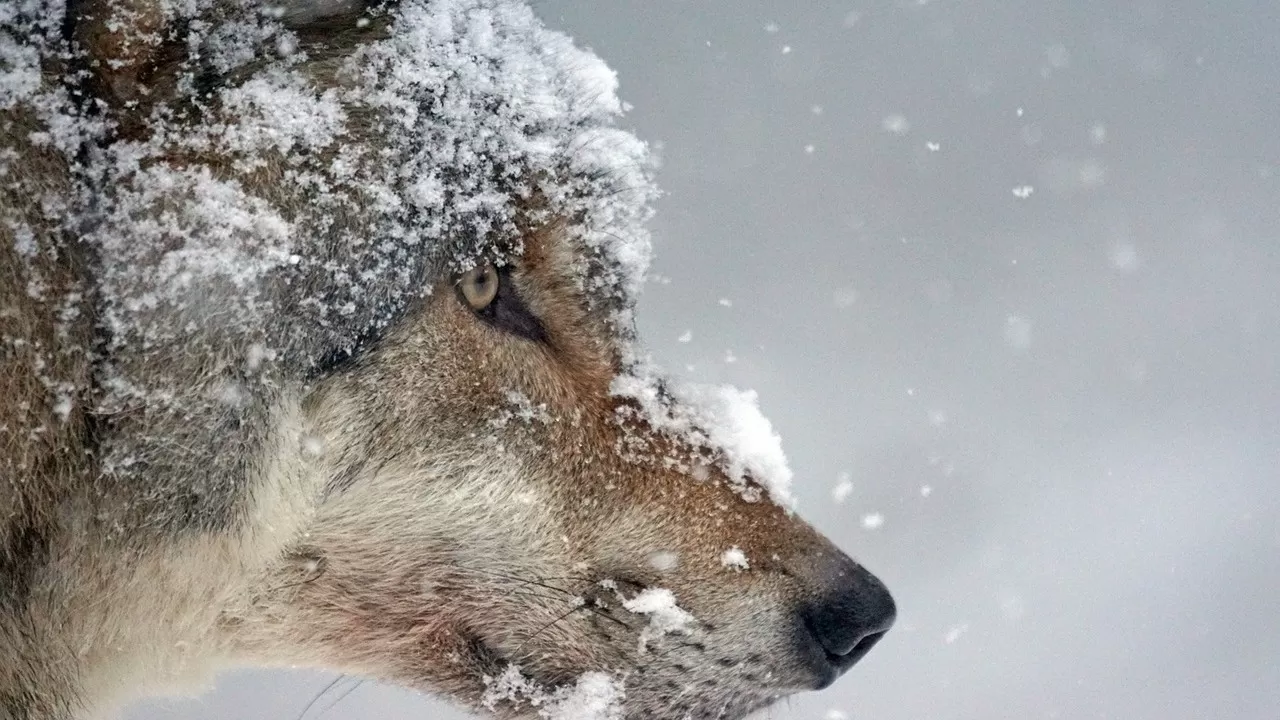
[128,1,1280,719]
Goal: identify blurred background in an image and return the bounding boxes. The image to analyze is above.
[128,1,1280,718]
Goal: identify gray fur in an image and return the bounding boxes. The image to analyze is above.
[0,2,888,718]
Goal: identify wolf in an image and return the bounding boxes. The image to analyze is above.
[0,1,895,718]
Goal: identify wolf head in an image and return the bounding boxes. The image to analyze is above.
[0,1,893,718]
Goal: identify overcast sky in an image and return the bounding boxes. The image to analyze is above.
[129,2,1280,719]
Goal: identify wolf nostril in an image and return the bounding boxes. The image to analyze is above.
[798,562,896,674]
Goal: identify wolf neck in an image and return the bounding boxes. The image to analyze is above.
[1,398,331,720]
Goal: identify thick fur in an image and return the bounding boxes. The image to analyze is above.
[0,2,889,719]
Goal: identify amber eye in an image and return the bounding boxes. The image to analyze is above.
[459,262,499,311]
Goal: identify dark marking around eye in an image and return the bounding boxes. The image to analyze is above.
[456,266,549,344]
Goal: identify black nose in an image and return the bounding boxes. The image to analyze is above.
[797,558,895,686]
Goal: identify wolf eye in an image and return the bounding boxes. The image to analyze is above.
[453,263,550,345]
[459,262,499,310]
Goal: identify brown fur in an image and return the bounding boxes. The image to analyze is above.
[0,2,891,719]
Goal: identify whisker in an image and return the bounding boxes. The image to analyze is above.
[315,678,365,718]
[294,674,347,720]
[436,563,641,638]
[511,605,587,657]
[581,603,633,630]
[443,565,584,597]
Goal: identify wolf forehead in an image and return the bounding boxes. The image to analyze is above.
[84,0,657,369]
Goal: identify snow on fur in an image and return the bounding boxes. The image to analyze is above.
[344,0,655,286]
[621,587,696,653]
[6,0,792,503]
[612,369,795,506]
[3,0,797,703]
[0,27,41,109]
[71,0,660,432]
[720,546,750,571]
[483,665,624,720]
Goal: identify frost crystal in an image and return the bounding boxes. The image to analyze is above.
[544,672,625,720]
[881,113,910,135]
[645,550,680,572]
[491,390,551,428]
[1110,242,1139,272]
[943,623,970,644]
[832,471,854,503]
[1004,315,1034,351]
[0,30,41,109]
[611,370,794,506]
[621,588,695,652]
[482,666,623,720]
[720,546,750,571]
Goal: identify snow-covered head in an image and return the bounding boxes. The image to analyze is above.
[1,1,894,718]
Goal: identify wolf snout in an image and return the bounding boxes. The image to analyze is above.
[794,555,896,688]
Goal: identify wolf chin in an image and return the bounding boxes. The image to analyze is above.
[0,1,895,718]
